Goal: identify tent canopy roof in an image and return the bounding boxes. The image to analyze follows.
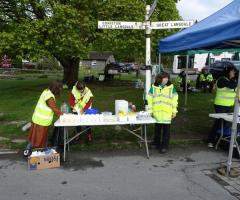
[158,0,240,55]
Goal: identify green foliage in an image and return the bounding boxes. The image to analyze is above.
[1,0,180,63]
[36,57,61,70]
[94,0,181,62]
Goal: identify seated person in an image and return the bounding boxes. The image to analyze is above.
[175,70,191,92]
[196,68,214,93]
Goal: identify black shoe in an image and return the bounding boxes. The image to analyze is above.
[160,148,168,154]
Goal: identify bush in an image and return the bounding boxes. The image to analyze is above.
[12,57,23,68]
[36,57,62,71]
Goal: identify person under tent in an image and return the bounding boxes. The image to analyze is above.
[207,67,237,148]
[196,68,214,93]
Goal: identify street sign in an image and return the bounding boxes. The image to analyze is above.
[148,0,157,18]
[98,3,195,103]
[98,21,145,30]
[151,20,195,29]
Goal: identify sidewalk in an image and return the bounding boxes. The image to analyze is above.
[0,144,238,200]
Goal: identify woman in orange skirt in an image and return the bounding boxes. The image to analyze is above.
[24,80,63,156]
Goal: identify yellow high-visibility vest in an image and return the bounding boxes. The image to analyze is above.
[72,85,93,112]
[147,84,178,124]
[32,89,55,126]
[214,77,236,106]
[200,74,213,82]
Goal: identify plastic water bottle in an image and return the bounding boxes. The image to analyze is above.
[61,102,69,113]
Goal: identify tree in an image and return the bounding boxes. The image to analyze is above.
[94,0,181,63]
[0,0,95,87]
[0,0,180,85]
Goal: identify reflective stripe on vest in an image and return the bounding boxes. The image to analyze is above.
[214,78,236,106]
[153,111,172,124]
[200,74,213,82]
[32,89,55,126]
[72,86,93,111]
[152,84,174,113]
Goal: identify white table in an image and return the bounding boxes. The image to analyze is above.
[209,113,240,154]
[54,118,156,161]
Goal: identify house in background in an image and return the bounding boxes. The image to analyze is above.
[172,52,235,74]
[80,51,115,70]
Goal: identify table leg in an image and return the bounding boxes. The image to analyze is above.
[63,127,66,162]
[139,125,143,147]
[66,128,70,152]
[144,124,149,158]
[235,136,240,156]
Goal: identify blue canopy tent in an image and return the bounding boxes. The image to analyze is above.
[158,0,240,54]
[158,0,240,175]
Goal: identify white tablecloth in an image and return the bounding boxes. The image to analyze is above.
[209,113,240,123]
[54,118,156,127]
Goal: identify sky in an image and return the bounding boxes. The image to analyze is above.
[177,0,234,21]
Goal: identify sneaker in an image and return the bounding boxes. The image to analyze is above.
[208,143,214,148]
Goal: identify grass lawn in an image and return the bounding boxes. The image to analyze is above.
[0,70,216,150]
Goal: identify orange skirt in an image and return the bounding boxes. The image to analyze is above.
[28,123,49,148]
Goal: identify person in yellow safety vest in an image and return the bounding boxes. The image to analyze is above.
[175,70,191,92]
[148,72,178,153]
[24,80,64,156]
[207,67,237,148]
[198,68,214,93]
[69,81,94,143]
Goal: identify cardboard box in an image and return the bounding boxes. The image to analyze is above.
[28,153,60,170]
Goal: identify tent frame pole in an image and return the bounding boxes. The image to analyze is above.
[184,55,189,107]
[227,71,240,175]
[158,53,161,66]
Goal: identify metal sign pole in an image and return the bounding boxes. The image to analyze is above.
[97,0,194,109]
[144,5,152,106]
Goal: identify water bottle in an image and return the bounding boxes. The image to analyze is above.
[61,101,69,113]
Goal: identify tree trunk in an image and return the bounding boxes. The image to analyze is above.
[57,56,80,88]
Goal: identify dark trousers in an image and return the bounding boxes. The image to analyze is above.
[180,83,190,92]
[208,105,233,143]
[154,123,170,149]
[200,81,214,93]
[73,112,92,141]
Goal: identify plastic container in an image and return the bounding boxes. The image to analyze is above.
[101,111,112,116]
[118,115,128,122]
[115,100,128,115]
[61,101,69,113]
[85,108,99,115]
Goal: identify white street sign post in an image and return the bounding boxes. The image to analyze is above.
[98,21,145,30]
[98,1,194,108]
[151,20,195,29]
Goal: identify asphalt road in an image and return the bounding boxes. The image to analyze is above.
[0,144,237,200]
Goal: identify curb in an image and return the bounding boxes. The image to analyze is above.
[0,149,18,155]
